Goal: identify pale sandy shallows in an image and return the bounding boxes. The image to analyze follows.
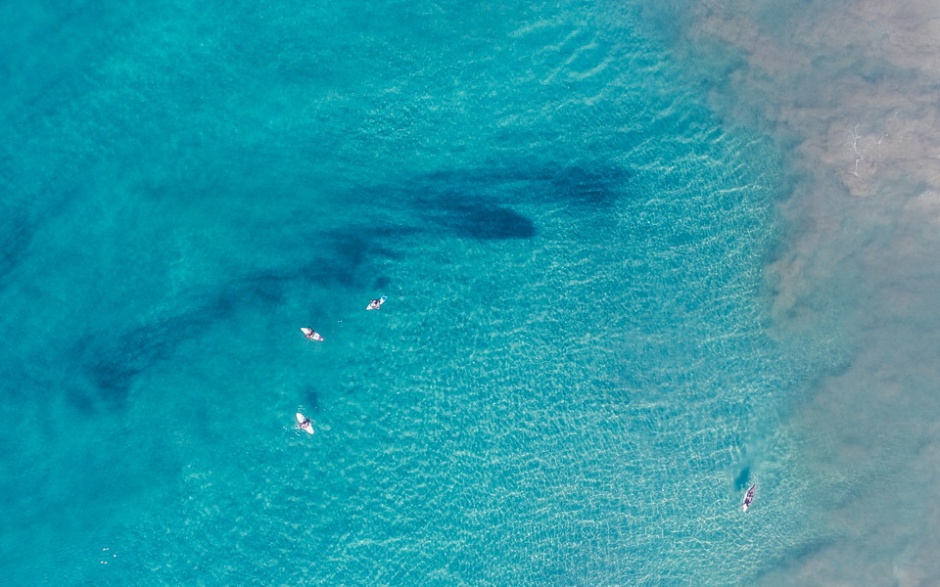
[644,1,940,585]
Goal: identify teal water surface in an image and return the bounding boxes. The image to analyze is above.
[1,1,825,585]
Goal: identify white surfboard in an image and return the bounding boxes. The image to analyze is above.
[742,484,756,512]
[366,295,387,311]
[300,327,324,341]
[295,412,314,434]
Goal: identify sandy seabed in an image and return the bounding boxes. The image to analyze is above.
[641,1,940,584]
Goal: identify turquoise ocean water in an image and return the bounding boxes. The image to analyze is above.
[1,1,841,585]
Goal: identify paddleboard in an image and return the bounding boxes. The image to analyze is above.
[300,327,324,342]
[366,295,387,311]
[742,484,756,512]
[295,412,314,434]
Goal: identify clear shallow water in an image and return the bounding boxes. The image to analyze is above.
[2,1,832,585]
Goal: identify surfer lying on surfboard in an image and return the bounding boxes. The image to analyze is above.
[296,413,314,434]
[366,295,387,311]
[742,485,756,512]
[300,327,324,341]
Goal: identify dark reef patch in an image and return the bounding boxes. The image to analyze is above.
[61,158,632,412]
[419,160,631,208]
[303,388,321,413]
[64,224,411,413]
[419,195,536,240]
[0,209,34,283]
[67,311,208,414]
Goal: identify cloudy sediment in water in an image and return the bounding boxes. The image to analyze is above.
[641,0,940,584]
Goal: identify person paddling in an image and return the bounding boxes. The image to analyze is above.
[300,327,323,341]
[742,485,756,512]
